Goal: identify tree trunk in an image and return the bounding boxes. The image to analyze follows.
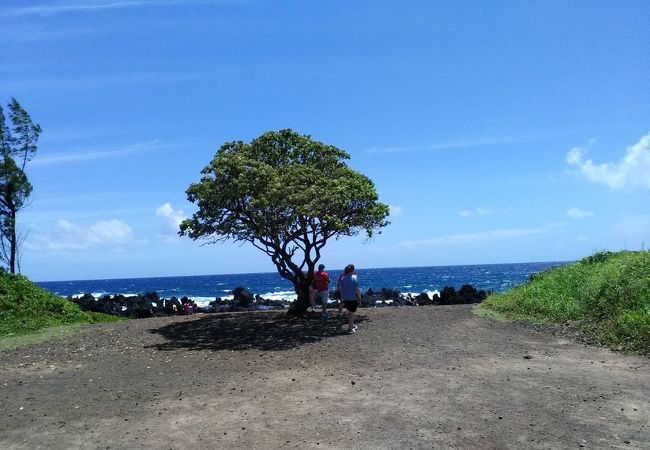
[9,208,15,274]
[287,279,312,315]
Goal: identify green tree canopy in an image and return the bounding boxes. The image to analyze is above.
[0,99,40,273]
[180,129,390,313]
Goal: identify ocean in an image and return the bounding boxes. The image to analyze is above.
[36,261,567,307]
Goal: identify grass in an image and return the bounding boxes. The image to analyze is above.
[0,270,120,346]
[0,323,90,352]
[477,251,650,354]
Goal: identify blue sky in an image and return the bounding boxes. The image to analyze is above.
[1,0,648,282]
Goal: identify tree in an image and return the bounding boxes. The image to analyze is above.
[180,129,390,313]
[0,99,41,273]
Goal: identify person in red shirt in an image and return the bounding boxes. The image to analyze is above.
[312,263,330,319]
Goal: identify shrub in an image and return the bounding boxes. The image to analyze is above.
[481,251,650,354]
[0,271,119,337]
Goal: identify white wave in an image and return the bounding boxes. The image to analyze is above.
[189,296,222,307]
[258,291,297,302]
[67,290,297,307]
[70,292,104,299]
[70,291,143,299]
[402,290,440,299]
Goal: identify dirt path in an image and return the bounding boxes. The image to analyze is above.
[0,305,648,449]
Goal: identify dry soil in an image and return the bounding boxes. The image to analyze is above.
[0,305,648,449]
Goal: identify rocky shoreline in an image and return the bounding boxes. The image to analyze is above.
[68,284,488,319]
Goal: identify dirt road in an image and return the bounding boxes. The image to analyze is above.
[1,305,647,449]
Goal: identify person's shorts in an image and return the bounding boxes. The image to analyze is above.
[316,290,329,306]
[344,300,358,312]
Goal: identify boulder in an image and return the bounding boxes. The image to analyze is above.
[232,287,254,308]
[414,292,432,305]
[142,292,164,310]
[69,293,97,311]
[165,297,182,315]
[437,285,486,305]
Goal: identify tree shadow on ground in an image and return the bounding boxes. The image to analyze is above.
[148,311,369,352]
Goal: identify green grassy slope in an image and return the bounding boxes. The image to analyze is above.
[0,270,120,337]
[478,251,650,354]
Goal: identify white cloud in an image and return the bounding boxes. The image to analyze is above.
[388,204,403,217]
[399,226,553,248]
[458,207,512,218]
[26,219,135,251]
[156,203,186,242]
[90,220,134,242]
[566,132,650,189]
[566,208,593,219]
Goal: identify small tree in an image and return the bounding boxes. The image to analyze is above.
[180,129,390,313]
[0,99,41,273]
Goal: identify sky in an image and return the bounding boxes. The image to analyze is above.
[0,0,648,282]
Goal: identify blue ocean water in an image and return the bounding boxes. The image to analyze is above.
[36,261,566,306]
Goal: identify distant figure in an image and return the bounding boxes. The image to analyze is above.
[339,264,361,334]
[183,301,194,315]
[312,263,331,319]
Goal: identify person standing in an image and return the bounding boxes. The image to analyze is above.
[312,263,331,319]
[336,267,346,315]
[339,264,361,334]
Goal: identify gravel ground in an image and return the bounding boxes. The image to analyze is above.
[1,305,648,449]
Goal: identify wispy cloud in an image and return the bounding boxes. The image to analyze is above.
[613,215,650,244]
[0,24,107,43]
[156,203,187,243]
[566,132,650,190]
[31,140,171,165]
[1,71,201,92]
[26,219,135,251]
[367,136,528,154]
[566,208,593,219]
[7,0,243,17]
[458,207,512,218]
[398,226,555,248]
[388,204,403,217]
